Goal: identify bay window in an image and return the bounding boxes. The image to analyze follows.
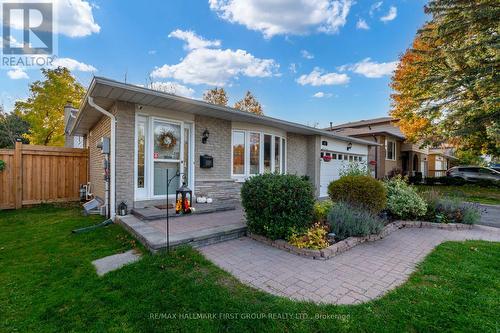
[232,131,245,175]
[232,130,286,178]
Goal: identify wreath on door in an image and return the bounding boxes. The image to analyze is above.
[157,130,177,150]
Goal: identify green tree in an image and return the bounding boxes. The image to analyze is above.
[234,91,263,115]
[391,0,499,157]
[203,87,228,106]
[14,67,85,146]
[0,107,30,148]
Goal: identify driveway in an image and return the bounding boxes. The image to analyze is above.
[478,204,500,228]
[200,226,500,305]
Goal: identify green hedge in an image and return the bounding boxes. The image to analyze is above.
[327,202,384,240]
[328,175,386,214]
[241,173,315,240]
[425,176,500,188]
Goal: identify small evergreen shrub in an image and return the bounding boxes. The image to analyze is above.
[313,200,334,222]
[0,160,5,172]
[328,175,386,214]
[241,173,315,240]
[384,176,427,219]
[327,202,384,240]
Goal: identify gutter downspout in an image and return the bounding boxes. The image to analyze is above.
[88,97,116,220]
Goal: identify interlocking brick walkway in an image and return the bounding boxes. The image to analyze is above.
[200,226,500,304]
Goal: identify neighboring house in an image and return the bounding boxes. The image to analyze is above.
[428,147,457,177]
[67,77,376,217]
[327,117,449,179]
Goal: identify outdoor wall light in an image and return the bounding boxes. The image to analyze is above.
[202,129,210,144]
[347,142,352,151]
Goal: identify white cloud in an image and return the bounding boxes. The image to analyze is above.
[313,91,332,98]
[168,29,221,50]
[356,18,369,30]
[209,0,352,38]
[380,6,397,22]
[152,47,278,86]
[148,50,157,55]
[289,63,298,74]
[8,0,100,37]
[149,82,195,98]
[301,50,314,59]
[369,1,383,16]
[297,67,349,86]
[7,68,29,79]
[348,58,398,78]
[52,57,96,72]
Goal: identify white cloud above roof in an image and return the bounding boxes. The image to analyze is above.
[149,81,195,98]
[7,68,29,80]
[209,0,352,38]
[380,6,397,22]
[297,67,349,86]
[151,45,278,86]
[52,57,97,72]
[168,29,221,50]
[348,58,398,78]
[356,18,369,30]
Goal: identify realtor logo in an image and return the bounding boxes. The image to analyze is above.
[1,1,55,67]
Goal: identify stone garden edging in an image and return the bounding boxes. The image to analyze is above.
[247,221,473,260]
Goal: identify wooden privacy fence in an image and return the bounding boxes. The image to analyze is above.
[0,142,88,210]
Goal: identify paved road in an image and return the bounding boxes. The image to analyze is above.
[478,204,500,228]
[200,226,500,305]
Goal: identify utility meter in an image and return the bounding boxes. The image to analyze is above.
[96,137,110,154]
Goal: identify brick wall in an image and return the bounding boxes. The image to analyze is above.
[194,115,232,180]
[286,133,308,176]
[113,101,135,209]
[87,115,110,200]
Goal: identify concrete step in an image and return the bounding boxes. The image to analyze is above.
[131,203,237,221]
[117,215,247,253]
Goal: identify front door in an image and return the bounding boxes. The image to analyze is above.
[135,116,193,200]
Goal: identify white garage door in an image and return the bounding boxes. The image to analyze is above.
[319,153,368,197]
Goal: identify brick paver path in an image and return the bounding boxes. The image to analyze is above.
[200,226,500,304]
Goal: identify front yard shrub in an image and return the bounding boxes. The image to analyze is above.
[0,160,5,172]
[328,175,386,213]
[288,222,329,249]
[313,200,334,222]
[421,191,481,224]
[241,173,314,240]
[384,176,427,219]
[327,202,384,240]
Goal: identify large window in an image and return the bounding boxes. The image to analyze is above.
[386,140,396,160]
[232,131,245,175]
[233,130,286,178]
[264,134,272,173]
[249,132,260,175]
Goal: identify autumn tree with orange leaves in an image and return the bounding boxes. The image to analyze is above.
[390,0,499,157]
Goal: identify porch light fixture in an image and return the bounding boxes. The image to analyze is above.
[202,129,210,144]
[347,142,352,151]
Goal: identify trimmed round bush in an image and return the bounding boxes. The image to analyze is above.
[384,176,427,219]
[241,173,315,240]
[327,202,384,240]
[327,175,386,213]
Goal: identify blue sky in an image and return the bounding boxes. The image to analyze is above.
[1,0,428,127]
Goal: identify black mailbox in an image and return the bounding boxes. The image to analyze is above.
[200,155,213,168]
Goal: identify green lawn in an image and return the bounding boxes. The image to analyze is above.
[416,184,500,205]
[1,205,499,332]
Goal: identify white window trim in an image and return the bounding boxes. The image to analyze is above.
[231,129,286,180]
[385,140,397,161]
[134,115,195,201]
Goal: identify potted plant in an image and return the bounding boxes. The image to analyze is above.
[322,155,332,162]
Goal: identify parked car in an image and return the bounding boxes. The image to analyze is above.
[446,166,500,181]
